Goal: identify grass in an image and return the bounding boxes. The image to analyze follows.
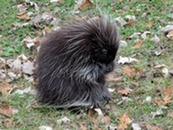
[0,0,173,129]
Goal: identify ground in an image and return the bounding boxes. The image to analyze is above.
[0,0,173,129]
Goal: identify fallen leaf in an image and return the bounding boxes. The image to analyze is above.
[57,116,70,124]
[0,104,14,117]
[17,4,27,14]
[125,15,136,21]
[14,87,35,95]
[166,30,173,39]
[146,124,163,130]
[117,113,132,130]
[168,112,173,118]
[80,124,87,130]
[106,73,122,83]
[130,32,141,39]
[43,26,52,35]
[2,119,13,128]
[162,86,173,103]
[118,88,131,96]
[22,60,34,75]
[124,19,135,27]
[145,20,155,28]
[150,35,160,43]
[151,109,164,118]
[50,0,63,3]
[131,123,141,130]
[120,40,128,47]
[92,116,111,128]
[123,66,143,78]
[115,17,127,26]
[134,39,143,48]
[118,56,139,64]
[16,12,30,20]
[0,44,2,53]
[0,83,17,96]
[154,86,173,105]
[80,0,92,10]
[23,36,40,49]
[141,31,150,39]
[39,126,53,130]
[159,25,173,32]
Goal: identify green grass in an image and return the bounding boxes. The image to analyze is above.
[0,0,173,129]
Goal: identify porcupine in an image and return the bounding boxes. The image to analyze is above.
[35,16,120,108]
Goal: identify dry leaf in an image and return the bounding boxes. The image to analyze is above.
[141,31,150,39]
[134,39,143,48]
[150,35,160,43]
[16,12,30,20]
[2,119,13,128]
[132,123,141,130]
[125,15,136,21]
[0,104,14,117]
[22,60,34,75]
[115,17,127,26]
[80,124,87,130]
[80,0,92,10]
[118,56,139,64]
[146,124,163,130]
[130,32,141,39]
[124,19,135,27]
[166,30,173,39]
[0,83,17,96]
[145,20,155,28]
[154,86,173,105]
[92,116,111,126]
[39,126,53,130]
[168,112,173,118]
[0,44,2,53]
[57,116,70,124]
[17,4,27,14]
[162,86,173,103]
[159,25,173,32]
[123,66,143,78]
[106,74,122,83]
[50,0,63,3]
[23,36,40,49]
[117,113,132,130]
[118,88,131,96]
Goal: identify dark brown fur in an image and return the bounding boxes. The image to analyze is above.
[35,16,119,108]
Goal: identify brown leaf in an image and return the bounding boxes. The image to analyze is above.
[16,12,30,20]
[80,0,92,10]
[117,113,132,130]
[145,20,155,28]
[123,66,143,78]
[106,74,122,83]
[166,30,173,39]
[168,112,173,118]
[123,19,135,27]
[2,119,13,128]
[0,104,14,117]
[79,124,87,130]
[146,124,163,130]
[134,40,143,49]
[123,66,134,78]
[154,86,173,105]
[118,88,130,96]
[162,86,173,103]
[0,44,2,53]
[92,116,111,127]
[0,83,17,96]
[43,26,52,34]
